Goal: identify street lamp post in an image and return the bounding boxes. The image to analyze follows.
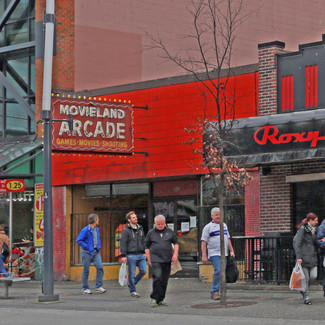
[38,0,59,302]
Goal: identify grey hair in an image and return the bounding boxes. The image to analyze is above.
[88,213,98,224]
[154,215,166,223]
[211,207,220,216]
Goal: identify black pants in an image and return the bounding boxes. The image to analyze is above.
[150,262,171,303]
[321,255,325,294]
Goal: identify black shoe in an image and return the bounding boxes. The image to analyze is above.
[304,300,312,305]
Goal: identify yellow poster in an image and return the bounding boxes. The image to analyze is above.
[34,184,44,246]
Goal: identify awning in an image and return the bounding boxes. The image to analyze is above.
[217,108,325,166]
[0,137,43,173]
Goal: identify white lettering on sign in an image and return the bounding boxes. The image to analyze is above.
[58,120,126,139]
[58,104,127,139]
[59,104,126,119]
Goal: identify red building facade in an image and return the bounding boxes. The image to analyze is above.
[32,1,325,281]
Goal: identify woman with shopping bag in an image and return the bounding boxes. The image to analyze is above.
[293,212,318,305]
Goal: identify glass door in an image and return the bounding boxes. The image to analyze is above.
[153,197,198,260]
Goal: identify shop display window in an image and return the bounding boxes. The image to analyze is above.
[201,177,245,236]
[70,184,149,264]
[293,180,325,230]
[153,198,198,260]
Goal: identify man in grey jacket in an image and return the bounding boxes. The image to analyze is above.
[120,211,147,297]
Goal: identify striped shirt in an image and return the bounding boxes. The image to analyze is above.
[201,221,230,258]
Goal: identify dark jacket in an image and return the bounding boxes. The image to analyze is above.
[120,223,145,257]
[76,225,101,253]
[144,227,178,263]
[316,219,325,254]
[293,224,317,268]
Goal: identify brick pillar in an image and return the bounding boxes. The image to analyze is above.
[52,186,67,280]
[35,0,74,281]
[35,0,75,125]
[258,41,285,116]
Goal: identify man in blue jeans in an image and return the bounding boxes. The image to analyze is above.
[120,211,147,297]
[77,214,106,295]
[201,207,235,300]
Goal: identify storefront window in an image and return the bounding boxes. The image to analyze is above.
[71,184,149,264]
[154,198,198,260]
[0,191,34,243]
[201,176,245,236]
[293,180,325,230]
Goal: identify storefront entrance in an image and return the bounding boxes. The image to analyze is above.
[153,197,199,277]
[293,180,325,230]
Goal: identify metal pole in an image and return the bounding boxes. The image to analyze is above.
[38,0,59,302]
[9,192,12,253]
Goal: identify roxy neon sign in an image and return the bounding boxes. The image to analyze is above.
[254,125,325,148]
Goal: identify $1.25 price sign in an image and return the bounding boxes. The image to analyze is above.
[0,179,25,193]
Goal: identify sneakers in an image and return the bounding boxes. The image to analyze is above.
[95,287,106,293]
[130,292,140,298]
[151,299,159,307]
[211,292,220,300]
[82,289,92,295]
[158,300,168,306]
[151,299,167,307]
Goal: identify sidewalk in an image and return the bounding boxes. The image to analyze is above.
[0,278,324,323]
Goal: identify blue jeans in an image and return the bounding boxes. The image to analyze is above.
[126,254,147,293]
[209,255,227,295]
[0,254,9,277]
[81,250,104,290]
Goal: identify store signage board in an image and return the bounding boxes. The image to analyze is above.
[226,119,325,155]
[51,97,134,154]
[0,179,25,193]
[34,184,44,246]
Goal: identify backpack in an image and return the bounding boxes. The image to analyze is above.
[226,256,239,283]
[1,242,10,259]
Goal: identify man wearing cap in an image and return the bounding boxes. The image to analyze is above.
[201,207,235,300]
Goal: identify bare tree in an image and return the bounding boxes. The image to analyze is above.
[147,0,251,305]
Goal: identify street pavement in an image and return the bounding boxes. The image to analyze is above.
[1,278,325,324]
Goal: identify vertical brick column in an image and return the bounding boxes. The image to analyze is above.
[52,186,67,280]
[258,41,285,116]
[35,0,74,280]
[35,0,75,124]
[260,165,292,234]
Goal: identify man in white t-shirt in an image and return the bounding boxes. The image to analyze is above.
[201,207,235,300]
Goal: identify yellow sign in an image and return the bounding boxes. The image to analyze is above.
[34,184,44,246]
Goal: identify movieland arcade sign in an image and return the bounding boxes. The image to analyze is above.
[51,97,134,153]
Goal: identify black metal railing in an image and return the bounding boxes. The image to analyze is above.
[232,235,296,284]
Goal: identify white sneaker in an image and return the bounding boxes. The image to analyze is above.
[131,292,140,297]
[82,289,92,294]
[95,287,106,293]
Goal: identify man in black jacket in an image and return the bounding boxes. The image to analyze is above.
[120,211,147,297]
[145,215,179,306]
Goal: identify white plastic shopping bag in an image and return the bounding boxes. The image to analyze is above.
[119,262,128,286]
[289,262,306,291]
